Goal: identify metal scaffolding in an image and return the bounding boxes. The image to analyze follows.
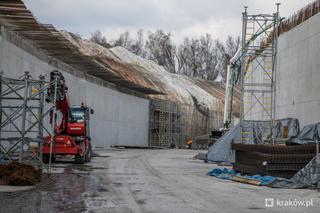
[0,71,57,168]
[148,99,223,148]
[148,100,183,148]
[240,4,281,144]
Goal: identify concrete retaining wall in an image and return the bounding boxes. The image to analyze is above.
[275,13,320,127]
[0,28,149,148]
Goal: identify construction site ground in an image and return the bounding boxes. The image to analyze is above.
[0,149,319,213]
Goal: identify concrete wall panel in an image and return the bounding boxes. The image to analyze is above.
[0,31,149,148]
[275,13,320,126]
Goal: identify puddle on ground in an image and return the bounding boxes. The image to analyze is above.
[0,164,110,213]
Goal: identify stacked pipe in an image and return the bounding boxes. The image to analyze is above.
[231,143,316,178]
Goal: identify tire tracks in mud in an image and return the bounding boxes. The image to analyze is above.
[108,152,177,212]
[105,150,232,212]
[135,152,226,213]
[134,153,191,208]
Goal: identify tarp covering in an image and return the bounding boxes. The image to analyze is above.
[207,168,236,180]
[208,154,320,189]
[272,118,300,140]
[270,154,320,188]
[287,123,320,145]
[207,119,319,188]
[207,118,301,163]
[206,122,263,162]
[207,167,275,186]
[207,124,241,163]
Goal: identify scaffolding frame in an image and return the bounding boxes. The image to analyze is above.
[148,100,183,147]
[240,5,280,144]
[0,71,57,168]
[148,99,223,148]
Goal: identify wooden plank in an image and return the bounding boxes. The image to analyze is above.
[231,176,262,186]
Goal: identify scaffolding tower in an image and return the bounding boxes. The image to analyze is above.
[240,4,281,144]
[0,71,57,168]
[149,99,183,148]
[148,99,222,148]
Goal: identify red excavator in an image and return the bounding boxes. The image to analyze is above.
[42,71,93,164]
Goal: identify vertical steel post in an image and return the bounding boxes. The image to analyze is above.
[271,3,281,144]
[240,7,248,143]
[158,102,160,146]
[38,75,45,166]
[19,71,29,162]
[175,103,179,147]
[223,65,232,127]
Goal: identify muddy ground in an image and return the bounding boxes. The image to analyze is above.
[0,149,319,213]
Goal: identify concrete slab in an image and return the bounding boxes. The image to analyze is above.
[0,149,319,213]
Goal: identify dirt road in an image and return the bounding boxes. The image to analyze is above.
[0,149,319,212]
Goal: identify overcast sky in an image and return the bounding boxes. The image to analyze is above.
[24,0,315,43]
